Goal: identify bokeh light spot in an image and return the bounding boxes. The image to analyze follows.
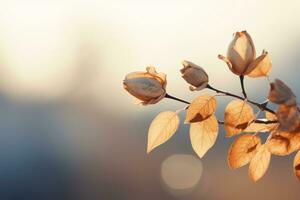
[161,154,203,193]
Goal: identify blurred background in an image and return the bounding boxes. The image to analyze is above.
[0,0,299,199]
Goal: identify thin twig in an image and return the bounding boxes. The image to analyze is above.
[206,84,276,114]
[240,75,247,98]
[254,119,278,124]
[218,120,225,124]
[165,93,190,104]
[218,119,277,125]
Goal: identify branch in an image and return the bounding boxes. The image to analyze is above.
[206,84,276,114]
[165,85,277,115]
[218,119,278,125]
[254,119,278,124]
[165,93,190,104]
[165,93,277,125]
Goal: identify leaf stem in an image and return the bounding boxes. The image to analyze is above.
[206,84,276,114]
[240,75,247,98]
[165,93,190,104]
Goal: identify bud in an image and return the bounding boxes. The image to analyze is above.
[123,66,167,105]
[277,104,300,132]
[180,60,209,91]
[268,79,296,106]
[268,79,299,132]
[219,31,272,77]
[227,31,256,75]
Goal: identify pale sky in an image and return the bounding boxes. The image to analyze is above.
[0,0,299,112]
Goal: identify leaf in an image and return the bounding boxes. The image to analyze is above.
[243,112,278,133]
[293,151,300,181]
[228,134,261,169]
[190,115,218,158]
[248,145,271,182]
[247,50,272,78]
[266,133,290,156]
[243,120,276,133]
[147,111,180,153]
[185,95,217,123]
[267,131,300,156]
[224,100,255,137]
[266,111,277,121]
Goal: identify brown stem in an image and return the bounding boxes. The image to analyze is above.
[206,84,276,114]
[240,75,247,98]
[254,119,278,124]
[165,93,190,104]
[218,119,278,125]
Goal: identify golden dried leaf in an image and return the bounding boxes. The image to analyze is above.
[185,95,217,123]
[286,132,300,153]
[267,133,290,156]
[190,115,218,158]
[228,134,261,169]
[147,111,180,153]
[243,112,278,133]
[293,151,300,181]
[267,131,300,156]
[224,100,255,137]
[247,50,272,78]
[266,111,277,121]
[248,145,271,182]
[243,121,276,133]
